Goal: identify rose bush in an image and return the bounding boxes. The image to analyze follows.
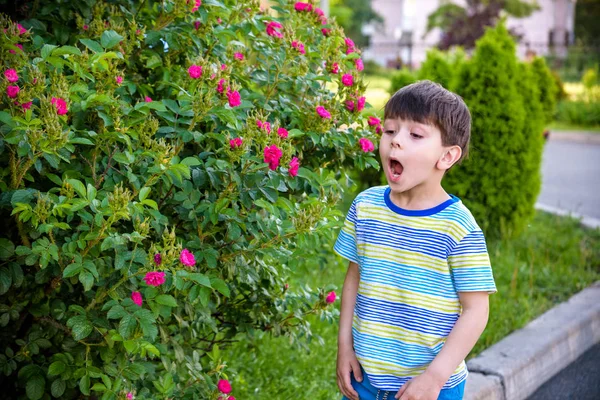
[0,0,379,398]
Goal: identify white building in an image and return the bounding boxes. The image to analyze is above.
[363,0,577,68]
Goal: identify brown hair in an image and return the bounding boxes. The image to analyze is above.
[384,80,471,162]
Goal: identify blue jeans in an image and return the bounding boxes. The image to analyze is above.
[341,366,465,400]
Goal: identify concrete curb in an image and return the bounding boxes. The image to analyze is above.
[535,203,600,229]
[464,282,600,400]
[549,131,600,145]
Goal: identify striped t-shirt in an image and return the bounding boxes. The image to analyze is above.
[334,186,496,391]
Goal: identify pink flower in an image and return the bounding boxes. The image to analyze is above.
[180,249,196,267]
[83,25,89,31]
[330,62,339,74]
[227,90,241,107]
[191,0,202,12]
[217,18,222,24]
[217,379,232,394]
[359,138,375,152]
[188,65,203,79]
[289,157,300,177]
[294,2,313,12]
[277,127,289,138]
[51,97,68,115]
[234,52,244,61]
[321,28,331,36]
[314,7,324,17]
[345,100,355,112]
[376,124,382,134]
[356,58,364,71]
[284,283,289,290]
[341,74,354,86]
[227,397,236,400]
[145,96,152,102]
[257,120,271,134]
[230,137,243,149]
[345,37,355,53]
[326,291,336,303]
[9,44,23,54]
[210,73,216,80]
[126,393,133,400]
[21,101,32,110]
[116,75,123,84]
[136,29,141,35]
[154,253,162,265]
[266,21,283,38]
[291,41,305,55]
[17,24,27,35]
[316,105,331,119]
[4,69,18,83]
[368,116,381,126]
[357,96,366,111]
[217,79,226,94]
[221,64,227,71]
[264,145,283,170]
[131,291,143,307]
[144,271,166,286]
[194,20,201,30]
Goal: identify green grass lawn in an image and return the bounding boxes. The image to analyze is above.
[547,121,600,133]
[224,209,600,399]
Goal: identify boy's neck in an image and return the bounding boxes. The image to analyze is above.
[388,182,451,211]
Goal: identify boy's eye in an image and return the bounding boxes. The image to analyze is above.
[410,133,423,139]
[385,130,395,135]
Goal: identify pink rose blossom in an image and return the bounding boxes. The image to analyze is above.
[357,96,366,111]
[194,20,201,30]
[17,24,27,35]
[154,253,162,265]
[221,64,227,71]
[291,41,305,55]
[341,74,354,86]
[266,21,283,38]
[289,157,300,177]
[145,96,152,102]
[294,2,312,12]
[330,62,339,74]
[131,291,143,307]
[21,101,32,110]
[230,137,243,149]
[376,124,382,134]
[284,283,289,290]
[51,97,68,115]
[180,249,196,267]
[277,127,289,138]
[355,58,364,71]
[263,145,283,170]
[116,75,123,84]
[188,65,203,79]
[9,44,23,54]
[257,120,271,134]
[227,397,235,400]
[345,100,355,112]
[234,52,244,61]
[217,17,222,24]
[227,90,241,107]
[359,138,375,152]
[210,73,216,80]
[368,116,381,126]
[136,29,141,35]
[83,25,89,30]
[4,69,18,83]
[191,0,202,12]
[345,38,355,49]
[144,271,166,286]
[127,393,133,400]
[217,379,232,394]
[316,105,331,119]
[321,28,331,36]
[217,79,226,94]
[326,291,336,303]
[314,7,324,17]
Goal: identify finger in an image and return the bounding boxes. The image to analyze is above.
[337,377,350,399]
[351,360,363,382]
[343,372,360,400]
[395,382,408,399]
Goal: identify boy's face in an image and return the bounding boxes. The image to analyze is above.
[379,117,455,194]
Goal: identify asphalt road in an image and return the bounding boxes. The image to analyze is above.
[537,139,600,219]
[527,342,600,400]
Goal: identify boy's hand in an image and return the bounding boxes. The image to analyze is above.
[336,345,362,400]
[394,371,443,400]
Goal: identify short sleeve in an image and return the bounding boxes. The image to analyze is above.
[448,229,497,293]
[333,198,359,265]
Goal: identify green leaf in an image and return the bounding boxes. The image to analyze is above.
[118,314,137,339]
[100,30,124,49]
[155,294,177,307]
[137,317,158,341]
[139,187,151,201]
[79,375,90,396]
[41,44,58,59]
[51,379,66,398]
[80,39,104,53]
[0,268,12,295]
[181,157,201,166]
[0,239,14,260]
[26,375,45,400]
[107,305,126,319]
[52,46,82,56]
[210,278,230,298]
[66,315,93,341]
[62,262,82,278]
[186,272,211,287]
[47,361,66,376]
[79,270,94,291]
[67,179,87,199]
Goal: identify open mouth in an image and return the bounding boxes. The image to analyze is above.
[389,158,403,182]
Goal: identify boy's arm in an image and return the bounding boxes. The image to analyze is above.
[395,291,489,399]
[337,261,362,400]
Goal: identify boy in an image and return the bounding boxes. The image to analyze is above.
[335,81,496,400]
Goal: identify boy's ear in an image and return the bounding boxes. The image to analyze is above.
[437,145,462,171]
